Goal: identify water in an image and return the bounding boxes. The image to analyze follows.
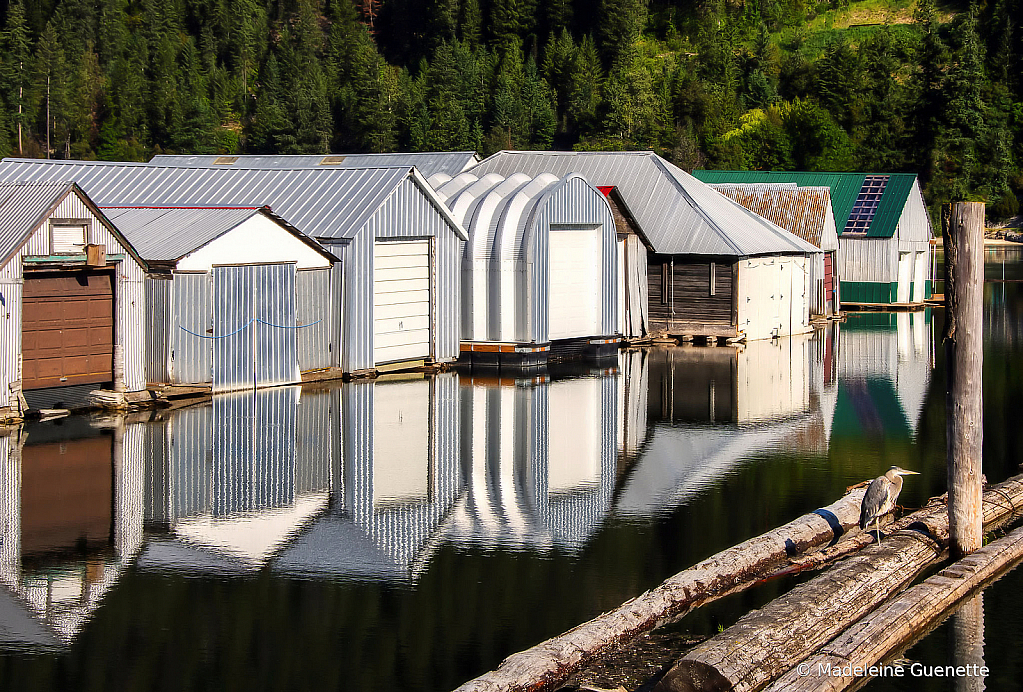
[0,248,1020,692]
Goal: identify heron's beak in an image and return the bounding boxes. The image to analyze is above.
[899,470,920,475]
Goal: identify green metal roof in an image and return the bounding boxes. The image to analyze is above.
[692,170,918,238]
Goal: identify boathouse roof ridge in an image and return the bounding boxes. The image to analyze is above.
[709,184,839,251]
[0,179,149,269]
[0,180,75,264]
[100,206,341,264]
[0,159,467,243]
[149,151,482,177]
[469,150,820,257]
[692,169,920,239]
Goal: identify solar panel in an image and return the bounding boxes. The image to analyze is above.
[843,175,889,234]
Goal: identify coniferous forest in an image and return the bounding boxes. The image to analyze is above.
[0,0,1020,217]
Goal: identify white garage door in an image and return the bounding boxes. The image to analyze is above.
[374,240,432,365]
[549,227,601,341]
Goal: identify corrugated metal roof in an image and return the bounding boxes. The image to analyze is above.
[149,152,481,178]
[692,170,919,239]
[0,181,72,265]
[470,151,819,257]
[710,184,838,251]
[100,207,260,261]
[101,206,341,264]
[0,160,432,242]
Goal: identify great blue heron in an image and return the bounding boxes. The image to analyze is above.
[859,466,920,544]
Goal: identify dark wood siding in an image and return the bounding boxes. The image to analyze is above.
[648,255,737,336]
[22,271,115,390]
[606,192,642,238]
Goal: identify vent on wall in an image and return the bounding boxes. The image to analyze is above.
[319,156,347,165]
[213,156,238,165]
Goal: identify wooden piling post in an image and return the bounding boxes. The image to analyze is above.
[942,201,984,558]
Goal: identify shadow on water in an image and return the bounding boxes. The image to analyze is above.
[0,250,1020,691]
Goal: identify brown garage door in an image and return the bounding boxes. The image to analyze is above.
[22,271,114,390]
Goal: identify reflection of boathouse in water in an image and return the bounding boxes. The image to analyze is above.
[615,333,835,517]
[833,312,933,439]
[0,417,145,650]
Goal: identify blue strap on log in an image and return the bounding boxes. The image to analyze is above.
[812,508,845,544]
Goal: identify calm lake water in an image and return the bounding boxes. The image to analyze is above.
[0,247,1020,692]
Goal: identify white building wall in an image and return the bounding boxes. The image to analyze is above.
[176,215,331,271]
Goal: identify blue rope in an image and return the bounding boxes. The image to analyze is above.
[178,319,253,340]
[177,317,322,339]
[255,318,323,330]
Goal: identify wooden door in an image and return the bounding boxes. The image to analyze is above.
[22,271,114,390]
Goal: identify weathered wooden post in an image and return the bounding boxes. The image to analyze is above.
[951,594,985,692]
[942,201,984,558]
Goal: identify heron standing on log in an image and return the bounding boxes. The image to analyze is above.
[860,466,920,544]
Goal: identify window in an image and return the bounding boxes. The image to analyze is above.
[50,223,88,254]
[710,262,716,296]
[843,175,890,235]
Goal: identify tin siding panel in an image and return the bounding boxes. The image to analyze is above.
[254,264,300,388]
[296,268,333,372]
[170,273,213,385]
[145,278,170,384]
[0,277,22,411]
[838,237,897,283]
[168,403,213,520]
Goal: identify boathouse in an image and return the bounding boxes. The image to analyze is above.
[468,151,822,342]
[0,181,147,418]
[150,151,481,177]
[433,172,619,364]
[693,170,934,306]
[100,206,339,392]
[709,184,840,318]
[0,159,467,375]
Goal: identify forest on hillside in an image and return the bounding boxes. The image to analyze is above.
[0,0,1020,218]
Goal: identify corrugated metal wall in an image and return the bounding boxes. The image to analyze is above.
[340,373,462,572]
[167,402,213,520]
[144,278,170,384]
[211,263,300,393]
[148,386,337,525]
[295,388,339,496]
[0,273,23,413]
[0,432,20,574]
[296,268,334,371]
[838,237,897,283]
[333,177,462,373]
[212,387,299,515]
[169,272,213,385]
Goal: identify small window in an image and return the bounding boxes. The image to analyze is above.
[709,262,716,296]
[213,156,238,165]
[51,224,87,254]
[661,262,670,305]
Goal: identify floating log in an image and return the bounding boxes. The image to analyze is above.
[452,488,867,692]
[651,475,1023,692]
[764,525,1023,692]
[770,475,1023,580]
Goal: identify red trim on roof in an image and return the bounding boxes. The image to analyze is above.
[596,185,615,197]
[99,205,264,210]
